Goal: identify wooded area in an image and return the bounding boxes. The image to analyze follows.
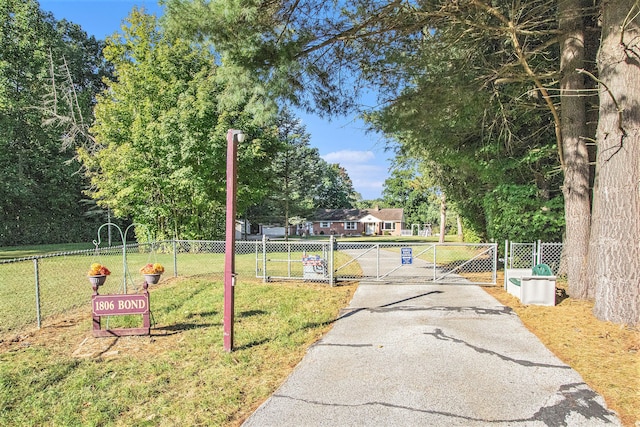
[162,0,638,325]
[1,0,638,325]
[0,0,110,244]
[1,1,358,244]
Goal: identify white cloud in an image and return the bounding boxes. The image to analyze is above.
[320,150,388,200]
[322,150,375,164]
[343,163,388,200]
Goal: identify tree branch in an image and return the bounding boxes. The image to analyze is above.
[576,68,627,162]
[469,0,564,167]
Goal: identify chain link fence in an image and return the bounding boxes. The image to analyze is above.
[334,242,497,284]
[505,240,564,275]
[2,237,502,338]
[0,238,338,337]
[0,240,239,338]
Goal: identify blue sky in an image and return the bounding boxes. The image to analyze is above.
[39,0,391,200]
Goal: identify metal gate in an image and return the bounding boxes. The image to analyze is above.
[255,238,334,283]
[334,242,497,285]
[254,238,497,285]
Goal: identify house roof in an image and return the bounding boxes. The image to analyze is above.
[313,208,404,222]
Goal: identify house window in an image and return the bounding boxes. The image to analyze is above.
[344,222,357,230]
[320,222,330,228]
[383,222,394,230]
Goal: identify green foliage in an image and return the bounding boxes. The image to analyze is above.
[483,184,564,242]
[368,30,563,241]
[460,218,483,243]
[382,167,440,227]
[315,163,357,209]
[85,9,280,239]
[163,0,358,116]
[0,0,109,245]
[163,0,567,243]
[247,108,357,228]
[249,109,321,226]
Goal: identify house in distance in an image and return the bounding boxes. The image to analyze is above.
[310,207,405,236]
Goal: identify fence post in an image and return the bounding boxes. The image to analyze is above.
[504,240,509,289]
[33,258,42,329]
[173,240,178,277]
[493,243,498,286]
[329,235,335,286]
[287,241,292,278]
[433,244,437,282]
[376,243,380,280]
[254,241,259,279]
[504,239,509,268]
[262,234,267,283]
[536,240,542,265]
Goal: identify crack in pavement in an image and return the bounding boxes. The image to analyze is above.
[424,328,572,369]
[270,381,618,426]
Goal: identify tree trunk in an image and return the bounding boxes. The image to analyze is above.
[439,193,446,244]
[559,0,592,298]
[456,215,463,241]
[590,0,640,326]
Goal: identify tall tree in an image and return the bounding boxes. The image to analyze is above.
[315,163,357,209]
[247,109,357,233]
[558,0,597,298]
[588,0,640,325]
[382,166,440,230]
[0,0,109,245]
[367,33,564,243]
[252,109,320,235]
[84,9,279,239]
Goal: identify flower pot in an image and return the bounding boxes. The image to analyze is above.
[143,273,161,285]
[88,275,107,286]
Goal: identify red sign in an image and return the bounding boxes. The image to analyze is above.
[92,294,149,316]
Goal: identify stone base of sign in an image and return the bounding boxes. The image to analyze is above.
[91,282,151,337]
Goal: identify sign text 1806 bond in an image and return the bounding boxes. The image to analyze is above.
[92,294,149,316]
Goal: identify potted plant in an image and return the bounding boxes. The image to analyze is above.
[140,263,165,285]
[87,263,111,287]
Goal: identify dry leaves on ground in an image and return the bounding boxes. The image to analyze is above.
[483,283,639,427]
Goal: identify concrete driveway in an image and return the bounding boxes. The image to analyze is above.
[243,283,620,426]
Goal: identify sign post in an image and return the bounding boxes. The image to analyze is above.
[224,129,246,352]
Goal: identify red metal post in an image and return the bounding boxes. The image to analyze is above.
[224,129,238,352]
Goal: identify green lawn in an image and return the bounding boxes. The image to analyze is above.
[0,277,357,426]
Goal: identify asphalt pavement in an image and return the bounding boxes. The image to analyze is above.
[242,282,621,426]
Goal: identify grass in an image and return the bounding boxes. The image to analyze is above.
[484,276,639,427]
[1,273,638,426]
[0,276,357,426]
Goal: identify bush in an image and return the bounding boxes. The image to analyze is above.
[483,184,564,242]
